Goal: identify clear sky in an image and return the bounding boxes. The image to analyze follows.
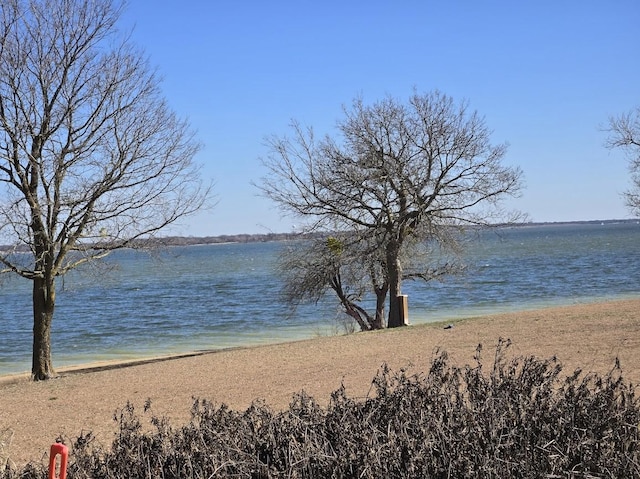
[121,1,639,236]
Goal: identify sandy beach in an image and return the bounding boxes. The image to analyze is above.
[1,298,639,468]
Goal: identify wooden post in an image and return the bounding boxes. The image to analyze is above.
[397,294,409,325]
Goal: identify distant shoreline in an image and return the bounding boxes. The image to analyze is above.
[113,218,640,247]
[1,218,637,251]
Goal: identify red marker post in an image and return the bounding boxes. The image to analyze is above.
[48,443,68,479]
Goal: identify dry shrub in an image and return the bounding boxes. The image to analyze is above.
[3,339,639,478]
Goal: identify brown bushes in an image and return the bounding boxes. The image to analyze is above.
[3,340,639,478]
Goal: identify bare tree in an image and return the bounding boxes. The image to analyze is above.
[606,106,640,216]
[0,0,210,380]
[279,234,388,331]
[279,232,462,331]
[258,90,523,328]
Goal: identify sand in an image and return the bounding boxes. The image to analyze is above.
[1,298,639,468]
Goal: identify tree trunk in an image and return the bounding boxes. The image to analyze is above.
[386,241,405,328]
[344,302,371,331]
[372,285,388,329]
[32,275,56,380]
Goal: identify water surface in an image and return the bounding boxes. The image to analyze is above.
[1,222,638,376]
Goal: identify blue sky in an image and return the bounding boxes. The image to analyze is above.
[121,1,639,236]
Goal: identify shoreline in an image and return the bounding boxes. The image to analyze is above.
[3,293,638,380]
[2,298,639,467]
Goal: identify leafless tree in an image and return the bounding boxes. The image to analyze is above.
[0,0,210,380]
[606,106,640,216]
[279,234,388,331]
[258,90,523,328]
[279,232,463,331]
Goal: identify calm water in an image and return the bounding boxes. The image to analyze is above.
[1,222,639,376]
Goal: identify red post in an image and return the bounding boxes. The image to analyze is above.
[48,443,68,479]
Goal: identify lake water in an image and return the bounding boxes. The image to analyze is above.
[1,222,639,376]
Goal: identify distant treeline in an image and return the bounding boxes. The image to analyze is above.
[0,232,315,252]
[155,218,638,246]
[153,232,310,246]
[1,219,636,251]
